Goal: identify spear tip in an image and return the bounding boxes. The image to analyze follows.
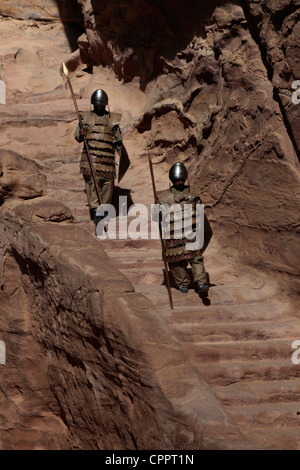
[62,62,69,77]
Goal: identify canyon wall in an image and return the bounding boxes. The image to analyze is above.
[0,0,299,450]
[58,0,300,291]
[0,150,243,449]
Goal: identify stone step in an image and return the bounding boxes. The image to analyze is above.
[63,200,300,453]
[170,320,299,343]
[213,380,300,406]
[116,263,247,286]
[95,237,161,250]
[106,252,228,284]
[119,267,165,285]
[135,284,280,309]
[184,338,295,363]
[240,427,300,450]
[106,249,162,259]
[225,402,300,428]
[158,303,290,325]
[78,215,161,247]
[194,359,300,386]
[118,267,165,284]
[106,246,222,267]
[106,251,163,269]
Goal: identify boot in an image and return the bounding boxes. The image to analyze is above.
[195,282,209,294]
[178,285,189,293]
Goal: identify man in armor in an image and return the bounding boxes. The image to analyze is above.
[155,162,212,294]
[74,89,128,224]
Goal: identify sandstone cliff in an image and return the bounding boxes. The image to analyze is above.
[0,0,299,450]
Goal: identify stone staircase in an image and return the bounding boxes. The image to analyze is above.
[8,101,299,450]
[99,215,300,450]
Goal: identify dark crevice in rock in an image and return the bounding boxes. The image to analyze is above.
[273,89,300,162]
[85,334,103,352]
[49,383,69,427]
[74,0,220,83]
[211,140,263,208]
[240,0,300,163]
[82,65,93,75]
[64,348,87,371]
[240,0,273,81]
[267,2,299,31]
[54,0,85,52]
[184,88,202,112]
[102,333,115,357]
[136,102,197,134]
[10,248,45,288]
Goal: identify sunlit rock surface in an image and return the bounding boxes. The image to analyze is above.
[0,0,299,450]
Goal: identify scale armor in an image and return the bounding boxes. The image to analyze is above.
[78,110,122,179]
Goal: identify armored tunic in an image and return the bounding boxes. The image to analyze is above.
[75,110,122,180]
[157,186,211,263]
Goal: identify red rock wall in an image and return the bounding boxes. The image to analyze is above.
[0,0,299,450]
[0,0,80,22]
[0,152,241,450]
[245,0,300,157]
[65,1,300,291]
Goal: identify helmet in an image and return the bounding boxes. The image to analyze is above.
[91,89,108,107]
[169,162,188,183]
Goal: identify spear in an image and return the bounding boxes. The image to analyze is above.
[62,62,103,206]
[148,149,174,310]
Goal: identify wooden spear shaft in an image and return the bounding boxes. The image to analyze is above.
[62,62,103,206]
[148,151,174,310]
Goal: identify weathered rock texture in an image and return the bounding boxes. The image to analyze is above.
[0,151,245,450]
[0,0,299,450]
[0,0,81,22]
[245,0,300,159]
[0,150,46,201]
[60,0,300,292]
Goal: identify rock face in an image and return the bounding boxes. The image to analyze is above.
[0,153,243,450]
[0,0,81,22]
[74,0,219,82]
[0,150,46,201]
[245,0,300,158]
[62,0,300,292]
[0,0,299,450]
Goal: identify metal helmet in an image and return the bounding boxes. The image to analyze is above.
[169,162,188,183]
[91,89,108,107]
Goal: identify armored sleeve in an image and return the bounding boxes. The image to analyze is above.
[74,123,83,143]
[112,125,123,154]
[74,121,90,143]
